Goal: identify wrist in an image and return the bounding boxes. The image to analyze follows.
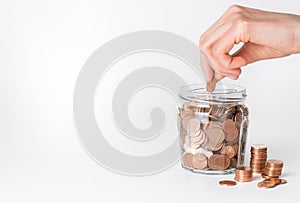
[291,14,300,53]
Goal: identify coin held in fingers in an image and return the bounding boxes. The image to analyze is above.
[206,81,216,92]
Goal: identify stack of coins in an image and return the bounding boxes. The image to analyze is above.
[250,145,268,173]
[219,144,287,189]
[262,160,284,178]
[178,101,249,172]
[234,166,253,182]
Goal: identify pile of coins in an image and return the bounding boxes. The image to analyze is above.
[234,166,252,182]
[262,160,284,178]
[257,177,287,188]
[250,145,268,173]
[219,144,287,189]
[179,101,249,172]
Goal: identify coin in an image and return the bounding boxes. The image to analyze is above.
[223,119,236,134]
[190,141,201,149]
[219,180,237,186]
[182,115,194,130]
[208,154,230,170]
[187,118,201,132]
[230,157,237,167]
[225,127,238,142]
[206,131,225,151]
[251,144,268,151]
[280,179,287,184]
[221,145,236,159]
[257,181,276,188]
[261,174,278,179]
[182,153,193,168]
[206,80,216,92]
[191,131,206,146]
[264,178,281,185]
[192,153,207,169]
[266,159,284,168]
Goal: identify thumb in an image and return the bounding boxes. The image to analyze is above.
[232,43,265,65]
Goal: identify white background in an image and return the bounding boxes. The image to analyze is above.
[1,0,299,202]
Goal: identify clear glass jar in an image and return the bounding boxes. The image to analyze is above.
[178,84,249,174]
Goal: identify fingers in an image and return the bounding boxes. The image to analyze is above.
[200,51,214,82]
[200,4,300,82]
[199,8,249,80]
[200,50,241,82]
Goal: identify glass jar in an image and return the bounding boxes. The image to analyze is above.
[178,84,249,174]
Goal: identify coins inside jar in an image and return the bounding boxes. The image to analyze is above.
[179,101,249,172]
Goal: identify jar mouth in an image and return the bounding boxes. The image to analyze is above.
[179,83,246,104]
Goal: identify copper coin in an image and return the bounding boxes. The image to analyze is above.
[264,178,281,185]
[190,141,201,149]
[221,145,236,158]
[266,159,284,168]
[208,154,230,170]
[209,121,223,130]
[230,157,237,167]
[187,118,201,132]
[192,153,207,169]
[251,144,267,151]
[261,174,279,179]
[280,179,287,184]
[206,80,216,92]
[236,166,252,173]
[209,142,224,151]
[191,132,206,147]
[232,144,239,153]
[219,180,237,186]
[182,153,193,168]
[225,127,239,142]
[223,119,236,134]
[257,181,276,188]
[182,115,194,130]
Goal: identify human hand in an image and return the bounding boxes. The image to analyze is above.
[199,5,300,86]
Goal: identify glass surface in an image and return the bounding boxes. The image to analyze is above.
[178,83,249,174]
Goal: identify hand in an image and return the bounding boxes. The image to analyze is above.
[199,5,300,83]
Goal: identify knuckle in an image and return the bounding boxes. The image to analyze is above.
[235,18,249,39]
[216,66,228,75]
[199,37,210,52]
[212,45,222,55]
[228,5,243,13]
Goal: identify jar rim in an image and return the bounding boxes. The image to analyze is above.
[179,83,246,104]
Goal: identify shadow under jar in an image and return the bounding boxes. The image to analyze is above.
[178,84,249,174]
